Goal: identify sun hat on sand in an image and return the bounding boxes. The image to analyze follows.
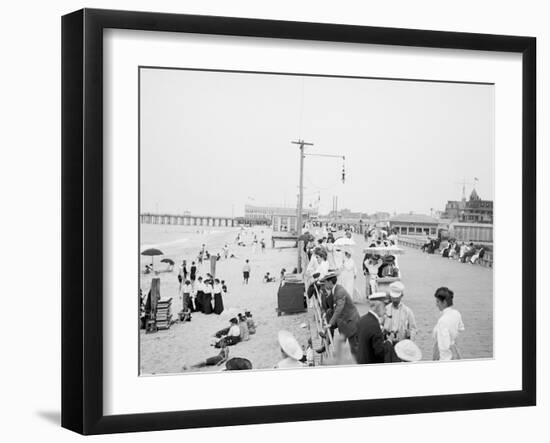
[394,339,422,362]
[278,330,303,361]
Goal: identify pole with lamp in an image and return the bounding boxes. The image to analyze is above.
[291,139,346,273]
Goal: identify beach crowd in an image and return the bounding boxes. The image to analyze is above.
[142,224,467,372]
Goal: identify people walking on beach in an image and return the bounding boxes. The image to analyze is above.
[383,282,417,344]
[213,278,224,315]
[260,238,266,253]
[190,261,197,283]
[223,244,229,259]
[181,279,194,313]
[432,287,464,361]
[243,259,251,284]
[221,280,228,297]
[320,272,360,361]
[275,330,306,369]
[179,259,188,281]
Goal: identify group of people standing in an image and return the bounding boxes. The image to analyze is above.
[312,273,464,364]
[177,270,227,317]
[304,239,359,303]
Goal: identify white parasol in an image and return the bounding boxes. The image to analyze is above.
[334,237,356,246]
[363,245,405,256]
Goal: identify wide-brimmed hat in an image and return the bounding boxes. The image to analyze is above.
[278,330,303,360]
[389,281,405,298]
[319,271,338,283]
[394,339,422,362]
[382,255,396,263]
[225,357,253,370]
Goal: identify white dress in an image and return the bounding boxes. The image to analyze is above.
[338,257,357,298]
[433,307,465,360]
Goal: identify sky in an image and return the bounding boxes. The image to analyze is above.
[140,68,494,217]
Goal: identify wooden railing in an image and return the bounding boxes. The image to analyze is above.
[301,247,334,364]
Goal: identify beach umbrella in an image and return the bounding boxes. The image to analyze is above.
[161,258,175,265]
[141,248,163,266]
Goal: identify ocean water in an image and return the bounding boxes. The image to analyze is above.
[140,223,273,267]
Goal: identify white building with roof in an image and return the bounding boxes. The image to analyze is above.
[389,213,440,236]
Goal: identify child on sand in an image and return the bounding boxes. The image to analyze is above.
[245,311,256,335]
[238,313,250,341]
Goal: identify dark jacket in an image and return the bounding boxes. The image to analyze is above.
[328,284,360,338]
[357,312,387,364]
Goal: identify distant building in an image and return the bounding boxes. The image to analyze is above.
[449,222,493,243]
[370,212,391,222]
[244,204,317,233]
[327,208,369,219]
[442,188,493,223]
[389,213,440,236]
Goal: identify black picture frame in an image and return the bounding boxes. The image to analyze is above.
[61,8,536,435]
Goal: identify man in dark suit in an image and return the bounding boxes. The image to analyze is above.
[357,292,392,364]
[320,273,360,361]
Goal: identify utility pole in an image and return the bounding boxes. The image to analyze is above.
[291,139,314,273]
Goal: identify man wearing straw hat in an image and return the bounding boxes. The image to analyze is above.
[275,330,306,369]
[357,292,392,364]
[383,281,418,345]
[320,272,360,361]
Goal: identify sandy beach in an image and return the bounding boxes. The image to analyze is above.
[140,225,312,374]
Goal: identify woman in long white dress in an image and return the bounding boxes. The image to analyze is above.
[325,237,337,270]
[338,251,357,298]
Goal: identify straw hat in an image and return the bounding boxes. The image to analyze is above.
[368,292,389,302]
[389,281,405,298]
[394,340,422,362]
[319,271,338,283]
[278,330,303,360]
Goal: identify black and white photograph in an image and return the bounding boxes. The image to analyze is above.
[139,67,494,375]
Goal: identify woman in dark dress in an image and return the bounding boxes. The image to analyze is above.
[213,278,224,315]
[182,259,188,281]
[203,278,214,314]
[195,276,204,313]
[190,261,197,282]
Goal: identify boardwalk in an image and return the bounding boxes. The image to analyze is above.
[349,235,493,360]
